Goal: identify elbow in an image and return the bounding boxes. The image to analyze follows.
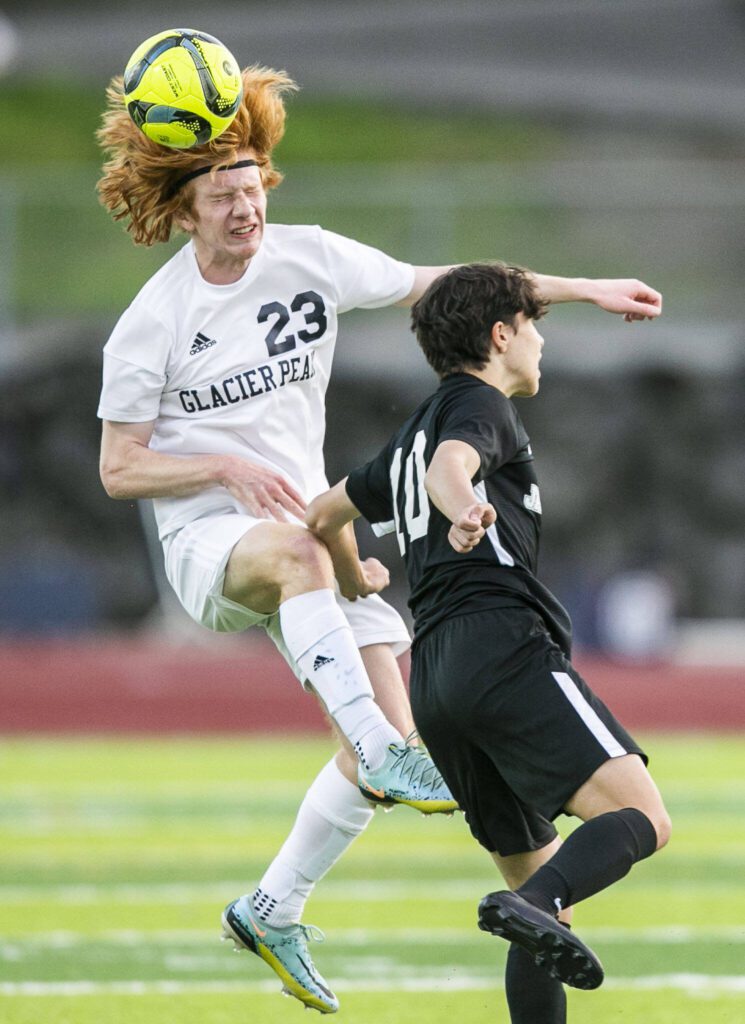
[99,459,132,501]
[306,481,356,539]
[305,499,340,542]
[423,468,439,504]
[304,499,326,537]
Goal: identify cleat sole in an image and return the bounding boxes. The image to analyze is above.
[359,787,457,815]
[478,891,604,990]
[398,799,459,814]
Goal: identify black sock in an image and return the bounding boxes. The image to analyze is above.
[505,941,567,1024]
[516,808,658,915]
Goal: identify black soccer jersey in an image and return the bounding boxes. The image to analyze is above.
[346,372,572,652]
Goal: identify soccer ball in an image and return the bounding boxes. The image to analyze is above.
[123,28,243,149]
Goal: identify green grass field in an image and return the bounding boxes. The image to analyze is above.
[1,733,744,1023]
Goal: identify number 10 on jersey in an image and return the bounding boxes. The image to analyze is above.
[389,430,429,554]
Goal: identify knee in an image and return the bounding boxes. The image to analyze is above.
[651,807,672,851]
[632,803,671,852]
[276,527,332,582]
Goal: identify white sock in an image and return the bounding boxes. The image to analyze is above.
[280,590,403,768]
[252,758,375,927]
[340,718,399,772]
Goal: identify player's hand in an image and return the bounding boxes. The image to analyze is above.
[585,279,662,322]
[338,558,390,601]
[223,458,307,521]
[448,503,497,553]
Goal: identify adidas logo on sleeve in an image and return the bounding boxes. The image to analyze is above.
[189,331,218,355]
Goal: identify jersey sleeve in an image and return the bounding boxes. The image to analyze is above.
[96,304,172,422]
[319,229,415,313]
[97,353,166,422]
[437,386,522,479]
[346,447,396,534]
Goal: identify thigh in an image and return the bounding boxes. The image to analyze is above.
[411,614,558,857]
[464,609,646,821]
[565,752,668,828]
[163,511,272,632]
[413,607,647,827]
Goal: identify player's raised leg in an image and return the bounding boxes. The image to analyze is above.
[479,754,670,992]
[479,838,603,993]
[511,753,670,917]
[225,522,456,813]
[222,646,443,1014]
[222,530,454,1011]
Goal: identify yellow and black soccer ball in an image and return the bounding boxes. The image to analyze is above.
[123,28,243,149]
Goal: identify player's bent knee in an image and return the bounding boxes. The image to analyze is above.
[247,525,332,594]
[279,527,332,578]
[637,779,673,851]
[628,802,671,853]
[225,524,334,610]
[651,807,672,851]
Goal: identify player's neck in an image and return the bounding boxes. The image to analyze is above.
[192,243,253,285]
[462,363,514,398]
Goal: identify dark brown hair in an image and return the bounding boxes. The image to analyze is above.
[411,262,547,377]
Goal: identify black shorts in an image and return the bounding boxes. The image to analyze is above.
[410,606,647,857]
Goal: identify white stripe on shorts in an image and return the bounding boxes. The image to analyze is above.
[551,671,627,758]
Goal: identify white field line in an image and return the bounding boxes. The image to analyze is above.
[3,925,745,950]
[0,878,739,903]
[0,880,488,903]
[2,975,745,997]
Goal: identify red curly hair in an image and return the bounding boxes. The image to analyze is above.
[97,65,297,246]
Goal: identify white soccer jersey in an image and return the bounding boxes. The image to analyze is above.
[98,224,415,538]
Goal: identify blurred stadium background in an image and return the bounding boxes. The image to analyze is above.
[1,3,745,1020]
[2,0,745,669]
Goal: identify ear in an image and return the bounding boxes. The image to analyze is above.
[491,320,511,354]
[174,205,197,234]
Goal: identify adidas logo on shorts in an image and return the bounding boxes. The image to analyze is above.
[189,331,218,355]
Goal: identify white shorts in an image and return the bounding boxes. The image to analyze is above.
[162,510,411,683]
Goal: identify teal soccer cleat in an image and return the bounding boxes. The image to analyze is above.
[357,741,458,814]
[222,895,339,1014]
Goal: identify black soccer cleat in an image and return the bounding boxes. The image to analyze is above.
[477,890,604,990]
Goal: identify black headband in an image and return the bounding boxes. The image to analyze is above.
[168,158,258,198]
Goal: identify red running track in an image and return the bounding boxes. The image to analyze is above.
[1,636,744,733]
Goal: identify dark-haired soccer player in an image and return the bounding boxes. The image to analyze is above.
[306,262,671,1021]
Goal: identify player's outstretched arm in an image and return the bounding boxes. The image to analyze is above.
[399,267,662,323]
[424,440,496,553]
[531,274,662,321]
[100,420,306,520]
[306,481,389,600]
